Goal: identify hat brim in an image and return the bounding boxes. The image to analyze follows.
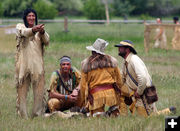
[114,44,125,47]
[114,44,137,54]
[86,46,105,55]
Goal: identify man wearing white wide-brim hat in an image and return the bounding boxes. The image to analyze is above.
[79,38,125,117]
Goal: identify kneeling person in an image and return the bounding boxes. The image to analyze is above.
[115,40,176,117]
[47,56,81,112]
[80,38,123,117]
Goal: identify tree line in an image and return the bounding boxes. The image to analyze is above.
[0,0,180,19]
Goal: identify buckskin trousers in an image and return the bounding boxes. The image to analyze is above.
[16,74,45,119]
[119,96,128,116]
[136,106,171,117]
[48,98,76,112]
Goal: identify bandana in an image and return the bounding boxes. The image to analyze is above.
[60,56,71,64]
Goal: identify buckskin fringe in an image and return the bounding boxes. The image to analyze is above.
[88,89,118,110]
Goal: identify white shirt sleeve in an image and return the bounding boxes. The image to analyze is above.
[40,31,49,46]
[16,23,34,37]
[131,55,147,95]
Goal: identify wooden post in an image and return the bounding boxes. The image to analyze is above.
[64,17,68,32]
[104,1,110,25]
[144,24,150,53]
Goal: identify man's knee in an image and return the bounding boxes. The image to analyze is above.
[48,98,62,112]
[136,106,148,117]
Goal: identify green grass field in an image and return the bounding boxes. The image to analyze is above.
[0,22,180,131]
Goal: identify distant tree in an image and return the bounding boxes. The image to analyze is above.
[146,0,180,16]
[83,0,106,20]
[1,0,180,18]
[128,0,180,16]
[0,2,4,17]
[113,0,134,17]
[128,0,148,15]
[33,0,58,19]
[1,0,58,18]
[2,0,33,17]
[50,0,83,15]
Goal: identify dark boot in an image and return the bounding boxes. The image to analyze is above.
[169,106,176,114]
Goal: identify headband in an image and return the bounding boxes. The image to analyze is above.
[60,56,71,64]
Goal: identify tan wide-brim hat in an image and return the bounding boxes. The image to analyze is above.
[86,38,109,55]
[114,40,137,54]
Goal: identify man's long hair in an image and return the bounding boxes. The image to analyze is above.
[82,52,118,73]
[23,8,38,28]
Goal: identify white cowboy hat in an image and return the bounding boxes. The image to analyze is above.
[86,38,109,55]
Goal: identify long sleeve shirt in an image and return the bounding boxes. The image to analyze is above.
[80,56,123,110]
[121,53,152,95]
[15,23,49,82]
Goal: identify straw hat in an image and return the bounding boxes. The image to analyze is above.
[114,40,137,54]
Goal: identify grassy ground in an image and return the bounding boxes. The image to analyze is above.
[0,22,180,131]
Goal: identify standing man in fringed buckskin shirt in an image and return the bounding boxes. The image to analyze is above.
[15,8,49,118]
[115,40,176,117]
[80,38,125,117]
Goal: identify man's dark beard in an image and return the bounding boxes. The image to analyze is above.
[118,52,126,58]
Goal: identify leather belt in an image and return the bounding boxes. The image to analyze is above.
[90,84,113,94]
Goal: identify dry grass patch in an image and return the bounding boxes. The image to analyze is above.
[0,26,16,53]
